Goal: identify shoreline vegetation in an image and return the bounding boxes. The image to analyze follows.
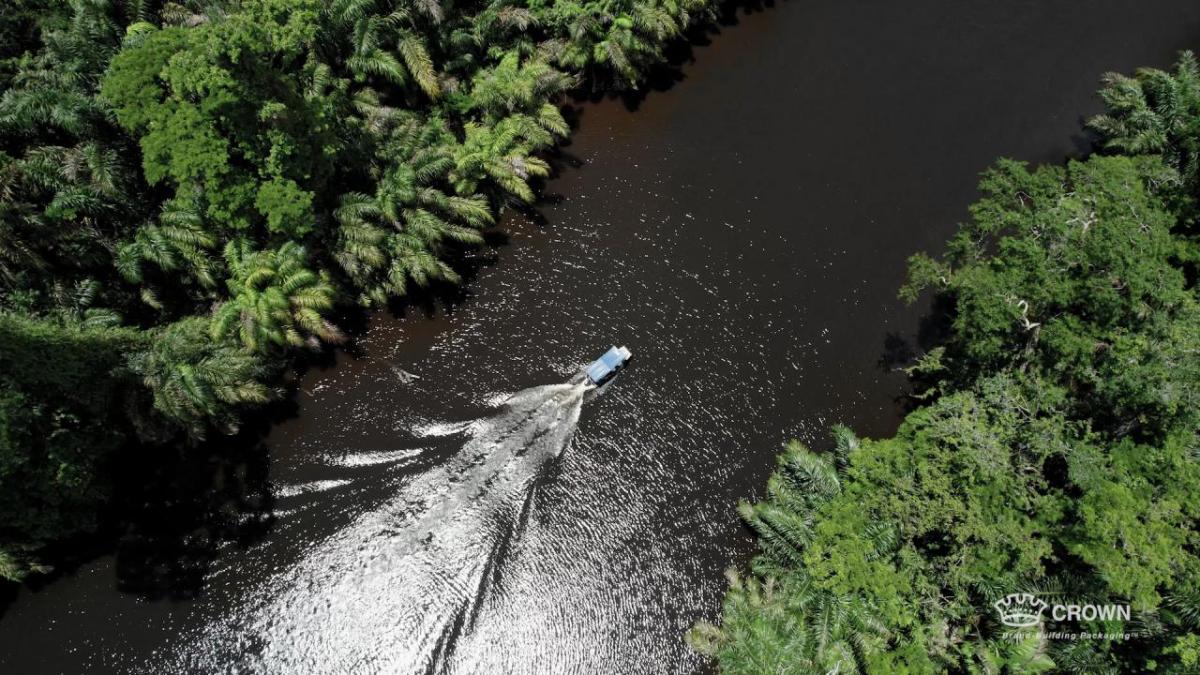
[690,54,1200,673]
[0,0,721,581]
[5,2,1199,672]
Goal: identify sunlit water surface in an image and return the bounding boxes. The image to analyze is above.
[3,1,1200,673]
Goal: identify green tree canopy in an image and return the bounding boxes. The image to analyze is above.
[703,151,1200,673]
[0,0,722,581]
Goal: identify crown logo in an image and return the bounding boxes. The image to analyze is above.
[994,593,1048,627]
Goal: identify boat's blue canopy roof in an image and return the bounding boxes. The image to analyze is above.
[586,361,611,382]
[597,347,624,368]
[586,347,625,383]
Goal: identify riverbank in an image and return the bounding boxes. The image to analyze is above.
[5,2,1200,672]
[0,0,733,581]
[694,50,1200,674]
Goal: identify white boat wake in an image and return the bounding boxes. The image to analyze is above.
[151,379,592,674]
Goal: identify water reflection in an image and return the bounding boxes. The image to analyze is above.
[155,381,591,673]
[4,1,1200,672]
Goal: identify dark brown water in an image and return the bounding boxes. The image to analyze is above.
[4,1,1200,672]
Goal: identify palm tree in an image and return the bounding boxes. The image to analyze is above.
[211,240,343,353]
[0,167,47,283]
[1166,588,1200,629]
[533,0,705,90]
[468,52,574,121]
[326,0,443,99]
[115,192,218,293]
[688,571,891,675]
[1090,51,1200,195]
[688,434,895,673]
[129,316,274,438]
[0,0,151,312]
[333,114,493,304]
[159,1,227,27]
[350,86,402,137]
[446,3,539,74]
[975,632,1056,674]
[331,193,389,303]
[332,185,487,304]
[592,20,642,87]
[452,114,562,202]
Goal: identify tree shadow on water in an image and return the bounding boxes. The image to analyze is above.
[877,293,956,412]
[879,293,955,370]
[4,0,798,614]
[568,0,783,112]
[880,332,918,373]
[101,221,518,601]
[0,0,798,619]
[107,403,292,601]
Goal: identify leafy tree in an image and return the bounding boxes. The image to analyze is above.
[1065,433,1200,610]
[902,155,1199,439]
[0,0,725,582]
[102,1,339,238]
[704,152,1200,673]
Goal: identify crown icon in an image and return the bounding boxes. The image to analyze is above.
[993,593,1048,627]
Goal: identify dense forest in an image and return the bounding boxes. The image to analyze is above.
[0,0,717,580]
[7,1,1200,671]
[690,54,1200,673]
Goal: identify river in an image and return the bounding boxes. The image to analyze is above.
[3,1,1200,673]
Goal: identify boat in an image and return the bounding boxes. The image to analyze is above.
[585,346,633,386]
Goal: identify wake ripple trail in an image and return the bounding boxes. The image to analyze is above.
[153,380,592,675]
